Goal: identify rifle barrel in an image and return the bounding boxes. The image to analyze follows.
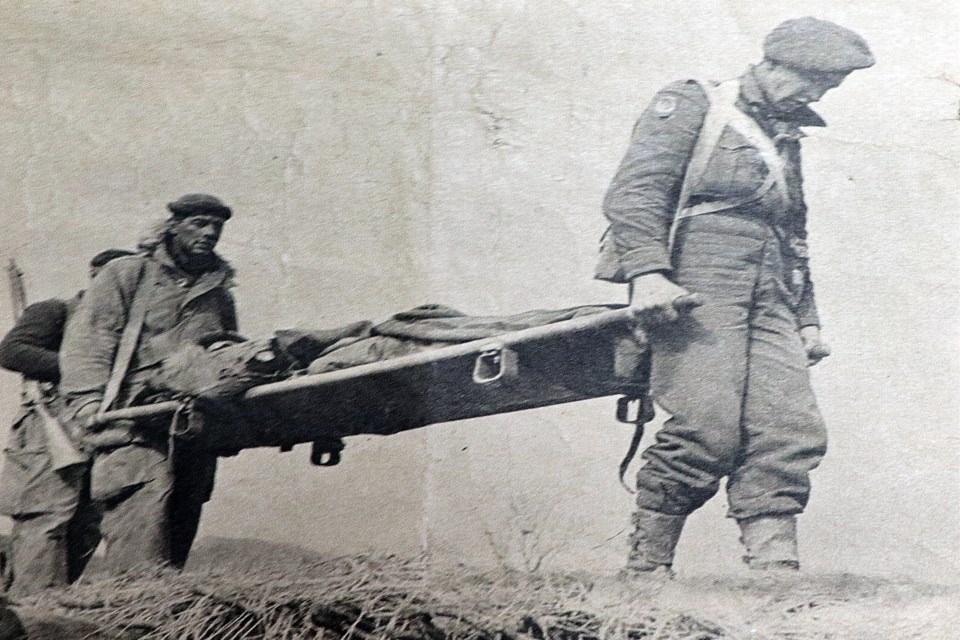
[6,259,27,320]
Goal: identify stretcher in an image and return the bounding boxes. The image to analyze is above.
[94,300,697,458]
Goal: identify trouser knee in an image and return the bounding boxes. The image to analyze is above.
[635,422,742,515]
[100,483,171,573]
[7,514,72,596]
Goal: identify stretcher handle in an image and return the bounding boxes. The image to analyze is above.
[90,399,182,425]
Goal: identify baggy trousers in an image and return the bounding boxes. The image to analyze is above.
[634,213,827,519]
[93,441,216,573]
[0,413,101,596]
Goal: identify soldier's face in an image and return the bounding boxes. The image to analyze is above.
[169,215,225,258]
[765,65,847,111]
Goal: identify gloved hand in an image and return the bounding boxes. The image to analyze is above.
[800,326,831,366]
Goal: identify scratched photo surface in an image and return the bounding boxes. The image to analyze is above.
[0,0,956,593]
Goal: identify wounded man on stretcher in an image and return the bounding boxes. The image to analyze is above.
[93,301,689,463]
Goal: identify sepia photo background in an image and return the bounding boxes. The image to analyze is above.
[0,1,956,583]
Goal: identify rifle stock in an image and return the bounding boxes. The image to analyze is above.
[5,259,88,471]
[22,382,88,470]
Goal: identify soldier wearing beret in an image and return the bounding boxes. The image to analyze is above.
[0,249,132,596]
[598,18,874,574]
[60,194,238,574]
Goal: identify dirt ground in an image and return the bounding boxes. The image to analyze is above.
[11,544,958,640]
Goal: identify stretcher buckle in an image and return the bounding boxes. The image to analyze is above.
[472,343,519,385]
[616,395,655,425]
[310,438,344,466]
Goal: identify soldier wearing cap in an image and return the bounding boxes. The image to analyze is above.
[60,194,238,573]
[0,249,132,596]
[597,18,874,574]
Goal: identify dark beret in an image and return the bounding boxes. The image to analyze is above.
[89,248,134,268]
[167,193,233,220]
[764,17,875,74]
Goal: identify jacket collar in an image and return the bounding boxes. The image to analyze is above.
[738,65,827,129]
[150,244,233,309]
[152,243,230,282]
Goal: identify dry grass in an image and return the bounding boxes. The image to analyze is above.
[19,555,730,639]
[16,554,960,640]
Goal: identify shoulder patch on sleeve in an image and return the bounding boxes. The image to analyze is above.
[653,95,678,118]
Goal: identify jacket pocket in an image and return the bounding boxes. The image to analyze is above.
[698,142,770,200]
[90,445,170,502]
[0,446,58,516]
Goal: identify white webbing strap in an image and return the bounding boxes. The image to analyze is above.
[98,259,158,416]
[667,79,789,252]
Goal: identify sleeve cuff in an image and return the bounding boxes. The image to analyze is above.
[797,311,821,329]
[618,247,673,281]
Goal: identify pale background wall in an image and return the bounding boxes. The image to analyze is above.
[0,1,957,582]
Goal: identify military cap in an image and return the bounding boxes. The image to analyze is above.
[166,193,233,220]
[89,248,134,268]
[764,17,875,74]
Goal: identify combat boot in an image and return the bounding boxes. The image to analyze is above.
[738,515,800,571]
[619,508,686,579]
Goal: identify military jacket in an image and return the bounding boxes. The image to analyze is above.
[58,245,234,503]
[60,245,238,409]
[597,66,823,327]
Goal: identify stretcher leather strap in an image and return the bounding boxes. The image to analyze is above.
[616,394,655,493]
[98,258,159,417]
[618,424,645,493]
